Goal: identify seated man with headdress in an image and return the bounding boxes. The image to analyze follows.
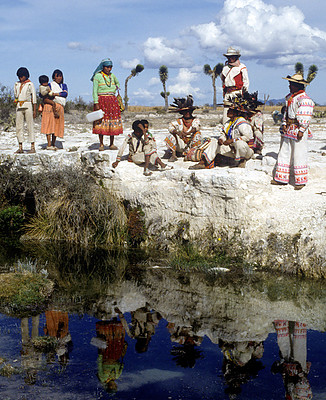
[189,99,254,169]
[165,95,202,162]
[242,91,265,156]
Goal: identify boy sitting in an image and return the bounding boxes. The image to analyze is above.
[112,119,172,176]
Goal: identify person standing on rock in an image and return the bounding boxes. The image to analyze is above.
[165,95,202,162]
[91,58,123,151]
[41,70,68,150]
[271,73,314,190]
[14,67,37,154]
[221,47,249,124]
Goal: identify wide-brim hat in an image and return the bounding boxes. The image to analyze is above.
[223,46,241,57]
[283,73,309,85]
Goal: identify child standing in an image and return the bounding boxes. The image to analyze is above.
[112,120,172,176]
[14,67,37,153]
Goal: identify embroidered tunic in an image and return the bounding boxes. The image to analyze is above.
[274,91,314,186]
[92,72,120,103]
[165,117,202,153]
[202,117,254,165]
[281,91,314,140]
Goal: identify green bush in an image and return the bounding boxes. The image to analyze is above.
[0,206,24,233]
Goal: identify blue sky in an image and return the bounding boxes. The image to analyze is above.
[1,0,326,106]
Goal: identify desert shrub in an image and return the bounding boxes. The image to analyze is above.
[65,96,93,113]
[0,84,16,130]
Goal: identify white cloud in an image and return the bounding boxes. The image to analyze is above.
[143,37,192,68]
[168,68,202,99]
[189,0,326,67]
[148,77,160,86]
[120,58,141,69]
[67,42,101,53]
[119,369,184,392]
[132,89,156,100]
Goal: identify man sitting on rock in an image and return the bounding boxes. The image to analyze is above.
[165,95,202,162]
[112,119,172,176]
[189,100,254,169]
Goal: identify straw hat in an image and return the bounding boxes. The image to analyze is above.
[223,47,241,57]
[283,73,309,85]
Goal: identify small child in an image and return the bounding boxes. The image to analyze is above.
[38,75,58,117]
[14,67,37,154]
[112,120,172,176]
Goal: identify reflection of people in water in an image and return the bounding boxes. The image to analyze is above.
[116,304,162,353]
[20,315,43,385]
[272,320,312,399]
[91,317,127,393]
[219,339,264,397]
[167,323,204,368]
[43,310,73,369]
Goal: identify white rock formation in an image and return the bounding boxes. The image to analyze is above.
[1,111,326,277]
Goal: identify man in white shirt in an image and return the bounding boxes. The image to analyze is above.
[221,47,249,123]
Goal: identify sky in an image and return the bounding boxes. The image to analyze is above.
[1,0,326,106]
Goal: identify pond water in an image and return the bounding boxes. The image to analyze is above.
[0,241,325,399]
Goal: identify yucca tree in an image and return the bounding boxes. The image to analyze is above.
[294,62,318,84]
[203,63,224,110]
[124,64,144,111]
[159,65,169,111]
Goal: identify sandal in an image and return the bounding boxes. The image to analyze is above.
[109,145,118,150]
[143,170,153,176]
[15,148,23,154]
[99,145,105,152]
[159,164,173,171]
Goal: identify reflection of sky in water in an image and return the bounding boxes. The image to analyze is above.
[0,312,325,399]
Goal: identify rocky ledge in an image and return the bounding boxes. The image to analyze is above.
[1,111,326,278]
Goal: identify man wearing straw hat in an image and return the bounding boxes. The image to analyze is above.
[221,46,249,123]
[271,73,314,190]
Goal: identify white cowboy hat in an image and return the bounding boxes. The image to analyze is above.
[282,73,309,85]
[223,47,241,57]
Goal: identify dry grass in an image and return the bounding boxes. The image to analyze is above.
[25,187,127,248]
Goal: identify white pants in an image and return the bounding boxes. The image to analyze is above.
[274,136,308,185]
[16,103,35,143]
[203,138,254,164]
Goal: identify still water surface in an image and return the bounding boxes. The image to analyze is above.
[0,243,325,399]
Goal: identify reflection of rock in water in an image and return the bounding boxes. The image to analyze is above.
[90,268,326,344]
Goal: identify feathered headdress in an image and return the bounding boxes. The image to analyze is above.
[169,95,198,113]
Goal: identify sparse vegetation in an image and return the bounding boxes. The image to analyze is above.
[0,270,54,316]
[0,83,16,130]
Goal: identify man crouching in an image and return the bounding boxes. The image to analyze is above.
[189,104,254,169]
[112,119,172,176]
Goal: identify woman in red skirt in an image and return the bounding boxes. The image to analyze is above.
[91,59,123,151]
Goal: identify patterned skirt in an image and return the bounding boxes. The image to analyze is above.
[93,94,123,136]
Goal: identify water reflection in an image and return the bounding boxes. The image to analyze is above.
[273,320,312,400]
[44,310,73,370]
[20,315,42,384]
[0,244,325,398]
